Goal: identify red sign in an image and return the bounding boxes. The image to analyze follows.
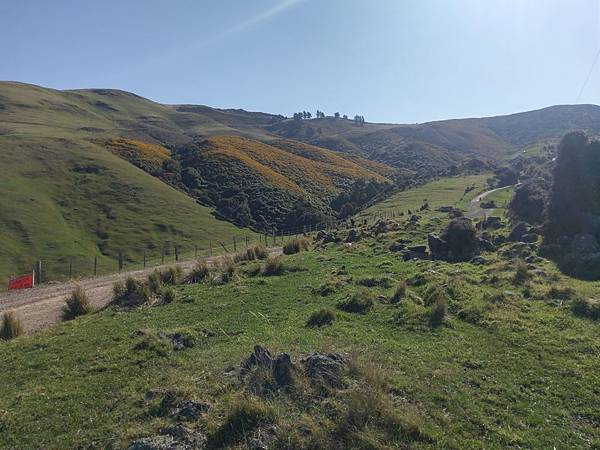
[8,273,34,290]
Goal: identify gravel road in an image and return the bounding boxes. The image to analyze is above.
[0,248,282,334]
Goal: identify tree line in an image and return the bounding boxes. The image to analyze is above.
[292,110,366,125]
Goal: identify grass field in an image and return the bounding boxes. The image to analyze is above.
[1,180,598,449]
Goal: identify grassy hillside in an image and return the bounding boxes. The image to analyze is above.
[0,133,258,283]
[1,178,599,449]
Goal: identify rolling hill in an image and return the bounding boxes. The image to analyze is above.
[2,81,600,284]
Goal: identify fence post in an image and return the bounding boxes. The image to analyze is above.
[209,241,213,257]
[69,257,73,279]
[37,260,43,284]
[175,246,179,262]
[143,250,146,269]
[93,256,97,276]
[272,230,276,245]
[118,252,123,272]
[161,248,165,265]
[194,245,198,259]
[233,236,237,252]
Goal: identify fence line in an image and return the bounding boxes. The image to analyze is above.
[7,209,410,288]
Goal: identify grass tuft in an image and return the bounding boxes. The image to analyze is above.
[0,312,23,340]
[211,396,276,447]
[390,280,407,303]
[62,286,92,321]
[337,290,374,314]
[307,308,336,327]
[283,237,310,255]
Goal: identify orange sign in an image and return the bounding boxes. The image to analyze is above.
[8,273,34,290]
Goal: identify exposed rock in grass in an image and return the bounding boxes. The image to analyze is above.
[302,352,350,388]
[158,332,194,351]
[240,345,295,389]
[128,424,207,450]
[508,222,529,242]
[428,217,479,262]
[171,400,210,421]
[306,308,336,327]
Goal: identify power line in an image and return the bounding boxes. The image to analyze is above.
[577,46,600,102]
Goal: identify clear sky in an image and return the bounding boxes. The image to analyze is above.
[2,0,600,123]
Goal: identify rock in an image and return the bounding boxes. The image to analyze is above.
[508,222,529,242]
[429,217,479,262]
[129,425,207,450]
[409,215,420,224]
[272,353,294,386]
[525,255,541,264]
[241,345,273,374]
[302,353,349,388]
[493,235,507,246]
[158,333,193,351]
[388,241,406,252]
[482,216,503,230]
[470,256,490,265]
[500,242,537,259]
[345,229,361,243]
[477,238,496,252]
[249,426,278,450]
[172,400,210,421]
[520,233,539,243]
[436,206,453,212]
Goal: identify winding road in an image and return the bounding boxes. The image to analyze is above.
[465,184,519,219]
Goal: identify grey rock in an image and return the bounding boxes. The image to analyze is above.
[509,222,529,242]
[273,353,294,386]
[129,425,207,450]
[172,400,210,421]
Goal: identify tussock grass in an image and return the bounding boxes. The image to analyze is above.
[307,308,336,327]
[572,297,600,320]
[159,266,182,285]
[186,260,210,284]
[0,312,22,340]
[112,277,150,307]
[62,286,92,320]
[513,259,530,285]
[283,237,310,255]
[262,256,285,276]
[390,280,407,303]
[337,290,374,314]
[147,271,162,294]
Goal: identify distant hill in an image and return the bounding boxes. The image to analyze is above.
[2,81,600,282]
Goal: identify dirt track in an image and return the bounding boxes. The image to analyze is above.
[465,184,519,219]
[0,248,281,334]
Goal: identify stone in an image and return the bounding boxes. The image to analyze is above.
[128,425,207,450]
[302,353,349,388]
[272,353,294,386]
[158,332,193,351]
[520,233,539,244]
[172,400,210,421]
[345,229,361,243]
[482,216,503,230]
[388,241,406,252]
[508,222,529,242]
[429,217,479,262]
[241,345,273,373]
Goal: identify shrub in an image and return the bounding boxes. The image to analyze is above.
[147,271,163,294]
[572,297,600,320]
[160,266,182,285]
[245,244,268,260]
[211,396,276,447]
[547,286,576,300]
[313,281,337,297]
[337,291,374,314]
[0,312,23,340]
[356,276,394,288]
[429,294,448,328]
[112,277,150,307]
[307,308,336,327]
[186,260,210,284]
[218,255,237,283]
[161,287,176,304]
[390,280,407,303]
[283,237,310,255]
[262,256,285,276]
[513,259,530,285]
[62,286,92,320]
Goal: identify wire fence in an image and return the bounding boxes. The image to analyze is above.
[5,209,408,289]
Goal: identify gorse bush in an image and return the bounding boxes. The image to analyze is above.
[337,291,374,314]
[0,312,23,340]
[307,308,336,327]
[62,286,92,321]
[112,277,150,307]
[283,236,310,255]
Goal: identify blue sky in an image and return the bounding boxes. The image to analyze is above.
[1,0,599,123]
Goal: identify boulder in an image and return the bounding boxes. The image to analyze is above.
[388,241,406,252]
[273,353,294,386]
[508,222,529,242]
[345,229,361,243]
[429,217,480,262]
[240,346,295,387]
[302,353,349,388]
[482,216,503,230]
[520,233,539,243]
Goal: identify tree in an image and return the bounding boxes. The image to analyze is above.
[343,114,348,120]
[334,112,340,119]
